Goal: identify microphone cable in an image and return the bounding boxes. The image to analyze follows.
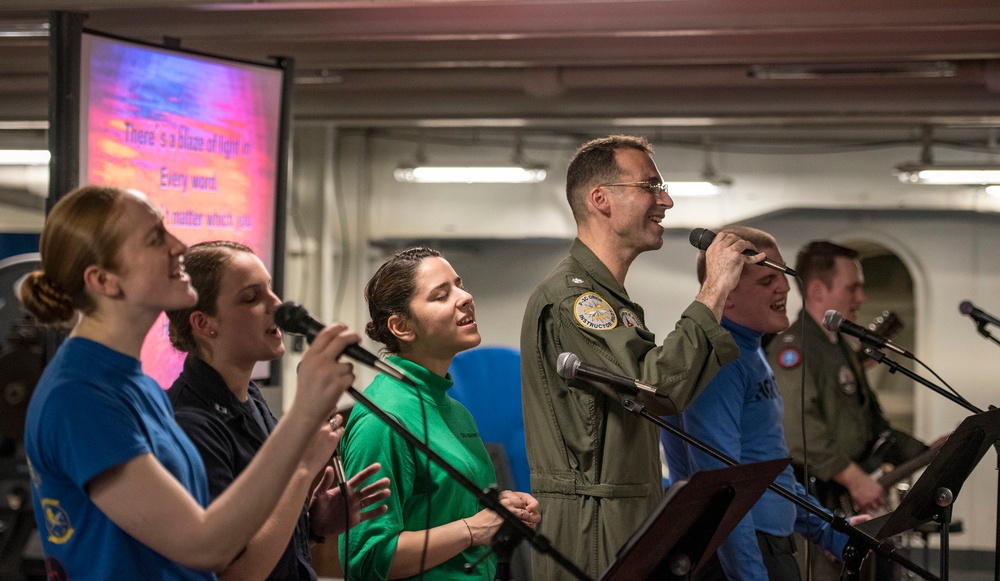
[790,279,818,581]
[407,363,433,581]
[333,445,350,581]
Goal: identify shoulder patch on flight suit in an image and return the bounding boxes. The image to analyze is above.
[838,365,857,395]
[619,308,645,330]
[574,292,618,330]
[777,347,801,369]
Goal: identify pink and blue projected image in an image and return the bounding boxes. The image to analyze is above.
[80,32,284,388]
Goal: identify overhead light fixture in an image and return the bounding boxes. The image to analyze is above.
[0,21,49,38]
[896,164,1000,185]
[985,186,1000,197]
[664,181,719,197]
[0,150,50,165]
[894,126,1000,185]
[665,137,732,197]
[748,61,957,80]
[393,132,547,184]
[394,166,547,184]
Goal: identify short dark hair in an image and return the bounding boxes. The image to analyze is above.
[166,240,254,354]
[565,135,653,222]
[364,246,442,354]
[695,225,777,284]
[795,240,859,297]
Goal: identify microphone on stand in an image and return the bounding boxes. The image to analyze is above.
[959,300,1000,328]
[556,352,678,415]
[274,301,416,387]
[822,309,914,359]
[688,228,797,277]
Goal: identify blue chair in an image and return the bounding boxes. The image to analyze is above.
[449,345,533,580]
[448,345,530,494]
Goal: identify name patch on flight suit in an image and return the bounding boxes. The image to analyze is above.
[838,364,857,395]
[574,292,618,330]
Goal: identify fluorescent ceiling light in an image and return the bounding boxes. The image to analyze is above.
[0,21,49,38]
[0,150,50,166]
[896,164,1000,185]
[394,166,547,184]
[748,61,956,80]
[666,181,720,197]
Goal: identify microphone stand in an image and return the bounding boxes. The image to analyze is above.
[860,346,1000,581]
[609,388,939,581]
[974,323,1000,349]
[345,386,591,581]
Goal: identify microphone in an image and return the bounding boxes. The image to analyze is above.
[959,300,1000,328]
[274,301,416,387]
[822,309,914,359]
[688,228,797,277]
[556,352,655,396]
[556,352,677,415]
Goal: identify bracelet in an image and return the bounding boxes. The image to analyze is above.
[461,518,474,548]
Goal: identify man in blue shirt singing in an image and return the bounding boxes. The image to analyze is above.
[661,225,851,581]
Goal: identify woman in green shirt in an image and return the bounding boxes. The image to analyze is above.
[339,246,540,580]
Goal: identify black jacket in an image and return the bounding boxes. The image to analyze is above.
[168,355,316,581]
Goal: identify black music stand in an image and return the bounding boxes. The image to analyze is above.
[854,407,1000,580]
[599,458,789,581]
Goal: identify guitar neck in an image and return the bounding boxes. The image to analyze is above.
[877,446,939,490]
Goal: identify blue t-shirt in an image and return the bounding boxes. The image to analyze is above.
[661,320,847,581]
[24,337,214,580]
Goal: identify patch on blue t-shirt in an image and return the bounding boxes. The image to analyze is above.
[41,498,74,544]
[777,347,801,369]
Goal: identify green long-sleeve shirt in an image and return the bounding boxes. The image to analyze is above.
[519,238,739,580]
[339,357,497,581]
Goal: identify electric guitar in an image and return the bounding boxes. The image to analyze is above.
[836,442,940,518]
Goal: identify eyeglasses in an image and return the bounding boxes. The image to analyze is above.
[598,180,670,196]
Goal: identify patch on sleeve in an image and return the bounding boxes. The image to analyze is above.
[619,308,645,330]
[42,498,74,544]
[574,292,618,330]
[777,347,801,369]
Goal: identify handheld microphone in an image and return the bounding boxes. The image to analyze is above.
[822,309,914,359]
[959,301,1000,328]
[688,228,797,277]
[556,352,677,415]
[274,301,416,386]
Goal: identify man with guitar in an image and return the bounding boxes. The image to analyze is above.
[766,240,935,581]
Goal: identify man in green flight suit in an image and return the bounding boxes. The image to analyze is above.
[766,240,934,581]
[520,135,762,580]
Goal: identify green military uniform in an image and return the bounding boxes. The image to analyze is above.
[766,310,926,581]
[520,239,739,580]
